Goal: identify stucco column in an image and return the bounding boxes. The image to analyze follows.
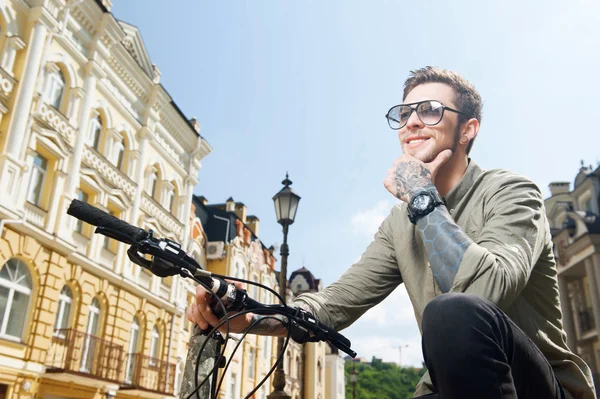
[5,22,47,158]
[558,276,577,351]
[64,62,97,197]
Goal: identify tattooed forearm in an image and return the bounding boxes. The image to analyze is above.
[250,314,289,337]
[417,206,473,293]
[395,161,434,200]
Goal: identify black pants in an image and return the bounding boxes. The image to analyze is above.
[415,293,565,399]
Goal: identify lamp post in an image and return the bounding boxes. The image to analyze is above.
[268,173,301,399]
[350,364,359,399]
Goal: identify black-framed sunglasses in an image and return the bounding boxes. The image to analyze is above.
[385,100,470,130]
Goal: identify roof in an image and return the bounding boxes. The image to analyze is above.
[192,195,272,254]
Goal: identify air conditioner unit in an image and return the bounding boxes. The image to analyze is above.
[206,242,225,260]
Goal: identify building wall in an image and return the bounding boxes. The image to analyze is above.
[545,164,600,388]
[0,0,210,398]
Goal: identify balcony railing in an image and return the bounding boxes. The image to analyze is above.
[23,201,47,229]
[46,329,124,383]
[578,308,595,335]
[82,147,137,198]
[35,101,76,147]
[141,193,184,237]
[121,353,176,395]
[0,66,16,104]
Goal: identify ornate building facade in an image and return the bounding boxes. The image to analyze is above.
[545,162,600,388]
[0,0,211,398]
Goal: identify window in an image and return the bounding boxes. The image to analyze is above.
[114,135,125,170]
[149,325,160,366]
[0,258,32,340]
[87,115,102,150]
[228,373,237,399]
[80,298,101,372]
[53,285,73,337]
[27,152,48,206]
[286,352,292,375]
[166,190,175,213]
[317,360,322,383]
[75,190,89,234]
[147,171,158,197]
[586,198,593,213]
[247,347,255,379]
[125,317,140,382]
[46,68,65,110]
[295,355,301,378]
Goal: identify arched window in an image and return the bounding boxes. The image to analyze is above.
[295,355,301,378]
[125,316,141,382]
[87,115,102,150]
[80,298,101,372]
[166,189,175,214]
[53,285,73,337]
[147,170,158,197]
[114,134,126,170]
[149,325,160,366]
[0,258,32,340]
[46,68,65,110]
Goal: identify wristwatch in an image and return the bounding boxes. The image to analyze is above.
[407,189,444,224]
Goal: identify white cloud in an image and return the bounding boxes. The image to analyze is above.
[343,285,423,367]
[351,200,394,236]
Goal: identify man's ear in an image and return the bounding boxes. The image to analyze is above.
[461,118,479,143]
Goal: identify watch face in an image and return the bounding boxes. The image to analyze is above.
[413,194,432,211]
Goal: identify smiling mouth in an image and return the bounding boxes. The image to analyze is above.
[406,138,430,147]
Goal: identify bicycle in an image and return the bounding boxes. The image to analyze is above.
[66,199,357,399]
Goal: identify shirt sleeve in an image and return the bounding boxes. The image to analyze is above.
[450,173,548,309]
[293,206,403,331]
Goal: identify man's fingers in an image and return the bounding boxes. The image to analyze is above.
[191,304,209,330]
[428,149,453,171]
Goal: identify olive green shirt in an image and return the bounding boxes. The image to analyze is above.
[295,160,595,399]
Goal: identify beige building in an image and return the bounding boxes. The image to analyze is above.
[545,161,600,390]
[0,0,211,398]
[189,196,332,399]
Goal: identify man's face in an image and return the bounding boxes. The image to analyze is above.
[398,83,462,163]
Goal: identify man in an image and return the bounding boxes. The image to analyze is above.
[188,67,596,398]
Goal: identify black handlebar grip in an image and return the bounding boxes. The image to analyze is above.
[67,199,146,241]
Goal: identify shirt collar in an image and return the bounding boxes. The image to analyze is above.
[442,158,483,210]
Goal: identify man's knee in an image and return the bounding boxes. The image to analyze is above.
[423,293,492,331]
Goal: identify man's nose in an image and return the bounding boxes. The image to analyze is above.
[406,108,424,130]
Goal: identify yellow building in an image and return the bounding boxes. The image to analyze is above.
[0,0,211,398]
[545,162,600,390]
[188,196,329,399]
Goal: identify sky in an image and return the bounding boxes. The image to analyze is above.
[112,0,600,367]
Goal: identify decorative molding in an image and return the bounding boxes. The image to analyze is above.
[36,101,76,147]
[141,193,184,238]
[0,67,16,103]
[81,147,137,198]
[101,77,141,122]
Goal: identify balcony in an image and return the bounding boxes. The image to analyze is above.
[23,201,47,229]
[0,66,16,106]
[35,101,76,147]
[82,147,137,199]
[45,329,124,383]
[141,193,184,237]
[121,353,176,396]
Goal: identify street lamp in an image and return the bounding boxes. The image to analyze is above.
[268,173,301,399]
[350,364,359,399]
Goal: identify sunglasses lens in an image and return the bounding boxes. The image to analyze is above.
[387,105,406,129]
[417,101,444,125]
